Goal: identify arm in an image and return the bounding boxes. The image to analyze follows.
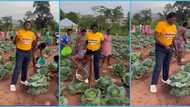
[100,33,105,50]
[183,30,188,44]
[155,31,171,49]
[85,40,88,50]
[32,33,38,67]
[14,31,20,45]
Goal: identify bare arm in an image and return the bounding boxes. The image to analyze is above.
[14,32,20,45]
[182,30,188,44]
[85,40,88,50]
[32,33,38,66]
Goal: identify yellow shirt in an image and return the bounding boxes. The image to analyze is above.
[16,29,36,51]
[156,21,177,46]
[86,32,104,51]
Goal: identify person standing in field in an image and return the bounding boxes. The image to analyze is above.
[150,12,177,93]
[10,21,37,91]
[86,24,104,80]
[102,29,112,72]
[174,22,188,65]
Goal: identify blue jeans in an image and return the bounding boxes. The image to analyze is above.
[151,43,172,85]
[86,50,101,80]
[11,49,32,85]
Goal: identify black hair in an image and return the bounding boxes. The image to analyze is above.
[81,29,86,33]
[38,42,46,50]
[166,12,176,20]
[67,29,72,32]
[183,22,188,27]
[90,24,98,30]
[106,29,111,33]
[24,21,32,26]
[54,55,59,63]
[10,36,14,40]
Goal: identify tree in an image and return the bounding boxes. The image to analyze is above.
[24,11,34,21]
[173,1,190,24]
[64,12,79,24]
[1,16,13,31]
[140,9,152,24]
[96,15,109,31]
[132,13,142,25]
[79,15,96,29]
[92,6,124,23]
[112,6,124,22]
[132,9,152,25]
[33,1,53,31]
[158,3,174,19]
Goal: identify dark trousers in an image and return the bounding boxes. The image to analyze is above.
[151,43,172,85]
[11,49,32,85]
[86,49,101,80]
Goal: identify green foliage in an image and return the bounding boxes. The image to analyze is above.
[38,67,49,77]
[169,64,190,96]
[10,54,16,62]
[130,52,141,64]
[183,63,190,73]
[96,76,113,91]
[142,58,153,68]
[60,96,68,105]
[174,1,190,25]
[112,36,128,60]
[0,63,14,80]
[112,63,127,77]
[81,88,102,106]
[105,84,129,105]
[132,9,152,25]
[48,62,57,71]
[170,71,190,88]
[132,61,149,80]
[170,87,190,96]
[122,73,130,86]
[0,55,3,63]
[27,72,49,95]
[78,15,96,29]
[5,63,14,73]
[106,84,126,97]
[68,80,88,95]
[0,68,8,80]
[149,48,155,56]
[0,41,15,52]
[60,59,74,81]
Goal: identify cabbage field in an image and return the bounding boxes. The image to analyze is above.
[0,39,58,105]
[60,35,129,106]
[131,32,190,105]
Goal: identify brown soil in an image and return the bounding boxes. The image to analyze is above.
[0,45,58,105]
[132,49,190,106]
